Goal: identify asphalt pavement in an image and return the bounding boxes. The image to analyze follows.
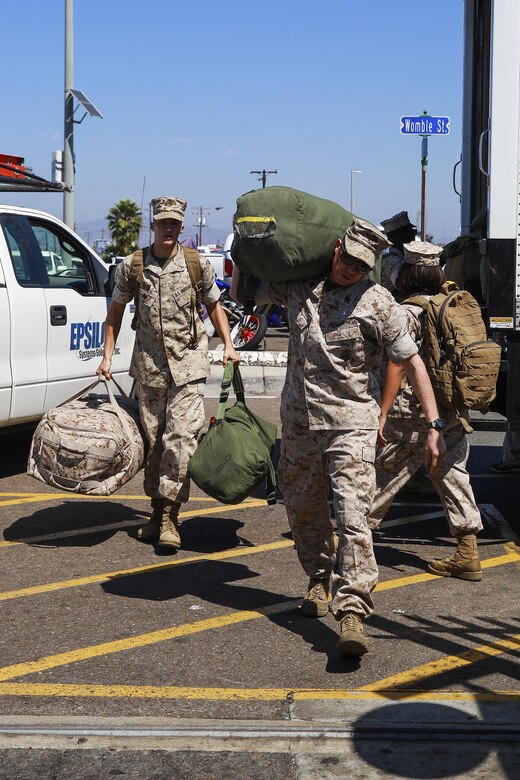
[0,325,518,779]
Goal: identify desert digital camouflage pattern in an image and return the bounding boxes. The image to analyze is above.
[151,196,187,222]
[371,300,482,536]
[342,218,390,269]
[139,381,205,502]
[273,277,418,618]
[370,417,482,536]
[113,245,220,387]
[380,246,405,297]
[280,424,378,618]
[27,388,145,495]
[271,276,418,430]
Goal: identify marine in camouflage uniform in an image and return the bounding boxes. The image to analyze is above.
[370,241,483,581]
[98,196,239,547]
[267,219,445,657]
[380,210,417,302]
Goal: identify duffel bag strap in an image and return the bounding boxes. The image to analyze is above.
[231,364,246,403]
[56,376,132,410]
[216,361,235,421]
[101,378,142,466]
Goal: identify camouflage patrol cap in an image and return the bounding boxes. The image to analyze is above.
[403,241,443,267]
[151,196,187,222]
[342,218,391,269]
[381,210,416,234]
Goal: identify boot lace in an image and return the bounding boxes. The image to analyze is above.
[308,580,328,601]
[341,613,361,631]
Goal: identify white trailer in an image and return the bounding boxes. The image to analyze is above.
[460,0,520,427]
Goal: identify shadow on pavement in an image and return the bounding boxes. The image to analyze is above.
[3,501,148,547]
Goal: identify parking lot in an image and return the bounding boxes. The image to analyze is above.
[0,344,519,778]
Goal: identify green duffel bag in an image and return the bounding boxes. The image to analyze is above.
[231,185,354,282]
[188,363,277,505]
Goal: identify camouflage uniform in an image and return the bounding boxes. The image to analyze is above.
[112,244,220,502]
[380,247,405,299]
[273,276,418,618]
[370,302,483,536]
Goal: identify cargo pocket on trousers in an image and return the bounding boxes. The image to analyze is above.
[376,438,410,472]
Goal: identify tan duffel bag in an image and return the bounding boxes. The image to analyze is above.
[27,377,145,495]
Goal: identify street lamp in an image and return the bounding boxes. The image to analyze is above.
[350,169,362,214]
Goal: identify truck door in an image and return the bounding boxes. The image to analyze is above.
[24,217,133,409]
[0,255,13,424]
[0,214,48,425]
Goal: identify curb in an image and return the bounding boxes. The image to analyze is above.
[208,350,288,367]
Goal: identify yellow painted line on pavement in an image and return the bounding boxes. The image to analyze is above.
[0,682,517,703]
[375,550,520,591]
[0,537,293,601]
[0,600,300,682]
[0,493,227,508]
[360,633,520,692]
[0,542,516,604]
[0,498,267,548]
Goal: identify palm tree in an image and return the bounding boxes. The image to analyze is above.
[104,199,142,259]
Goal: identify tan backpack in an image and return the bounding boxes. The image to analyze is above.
[128,245,204,346]
[405,282,502,423]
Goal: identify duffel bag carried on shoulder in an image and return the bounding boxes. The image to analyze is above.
[188,363,277,505]
[27,377,145,496]
[231,186,354,283]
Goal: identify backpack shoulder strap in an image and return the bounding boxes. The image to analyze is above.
[129,248,148,331]
[182,246,204,347]
[183,246,203,289]
[403,293,428,311]
[129,248,145,294]
[183,247,203,306]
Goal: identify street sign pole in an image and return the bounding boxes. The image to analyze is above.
[400,111,450,242]
[421,134,429,241]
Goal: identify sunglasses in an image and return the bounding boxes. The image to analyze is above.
[339,248,371,275]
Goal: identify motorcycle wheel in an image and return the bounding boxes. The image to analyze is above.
[231,313,268,350]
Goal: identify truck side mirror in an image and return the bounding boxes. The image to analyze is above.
[105,263,118,297]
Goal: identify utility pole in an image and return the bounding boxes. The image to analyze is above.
[63,0,74,227]
[192,206,223,246]
[62,0,103,228]
[251,169,277,188]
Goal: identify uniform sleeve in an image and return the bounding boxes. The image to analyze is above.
[403,304,424,347]
[111,256,134,305]
[199,254,221,305]
[382,299,419,363]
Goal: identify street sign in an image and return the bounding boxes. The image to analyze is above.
[400,115,450,135]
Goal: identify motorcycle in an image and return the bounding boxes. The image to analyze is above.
[215,278,268,350]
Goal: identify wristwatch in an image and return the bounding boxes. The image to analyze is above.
[427,418,447,431]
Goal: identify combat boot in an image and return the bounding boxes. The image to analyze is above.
[428,533,482,581]
[302,577,331,617]
[337,612,368,657]
[136,498,164,542]
[158,501,182,549]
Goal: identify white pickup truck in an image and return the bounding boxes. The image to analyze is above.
[0,203,135,431]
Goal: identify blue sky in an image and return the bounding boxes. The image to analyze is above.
[2,0,464,245]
